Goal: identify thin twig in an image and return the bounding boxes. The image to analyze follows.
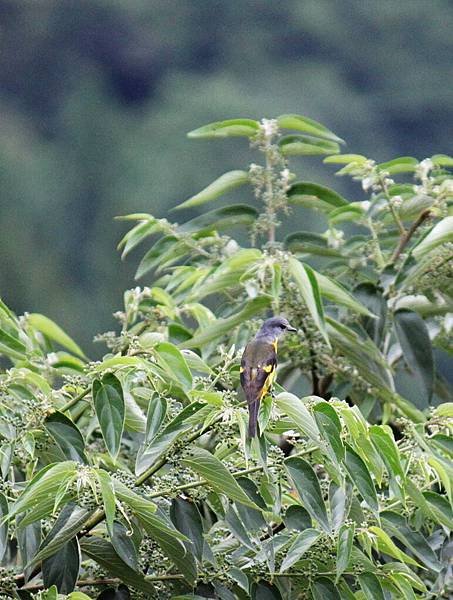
[60,386,90,412]
[389,209,431,264]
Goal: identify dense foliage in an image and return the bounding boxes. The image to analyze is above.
[0,114,452,600]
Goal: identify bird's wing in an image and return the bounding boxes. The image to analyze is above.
[240,339,277,403]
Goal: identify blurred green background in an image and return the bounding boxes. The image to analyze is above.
[1,0,453,355]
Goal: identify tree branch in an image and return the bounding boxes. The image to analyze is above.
[389,209,431,264]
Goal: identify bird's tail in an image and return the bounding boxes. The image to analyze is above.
[248,398,260,438]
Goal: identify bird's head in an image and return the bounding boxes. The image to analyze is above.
[257,316,297,339]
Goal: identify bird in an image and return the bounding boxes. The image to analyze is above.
[240,316,297,438]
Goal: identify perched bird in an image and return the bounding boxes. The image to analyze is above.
[240,316,297,438]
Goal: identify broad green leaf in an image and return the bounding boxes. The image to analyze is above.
[288,182,348,212]
[275,392,320,443]
[328,202,365,225]
[381,511,442,572]
[67,594,93,600]
[343,445,378,513]
[390,574,417,600]
[179,204,258,234]
[93,373,125,459]
[27,313,86,358]
[110,521,139,571]
[377,157,418,174]
[170,497,204,561]
[145,395,167,443]
[135,401,208,475]
[432,153,453,166]
[324,154,367,164]
[369,425,404,479]
[284,231,344,257]
[0,492,8,561]
[175,170,249,210]
[31,503,91,565]
[313,402,344,464]
[412,216,453,258]
[80,537,156,594]
[329,482,352,533]
[96,469,116,535]
[280,528,321,572]
[277,114,344,143]
[353,283,387,347]
[10,461,77,519]
[182,447,257,508]
[315,271,375,317]
[45,411,87,464]
[285,457,330,532]
[117,218,159,259]
[42,537,80,594]
[0,326,26,360]
[153,341,192,392]
[311,577,341,600]
[358,572,385,600]
[336,523,354,582]
[368,526,420,567]
[135,235,178,279]
[394,309,434,404]
[288,258,329,346]
[284,505,312,531]
[278,134,340,156]
[225,505,254,549]
[430,433,453,458]
[187,118,259,138]
[433,402,453,418]
[16,517,41,583]
[179,296,272,349]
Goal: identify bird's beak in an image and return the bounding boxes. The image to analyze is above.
[287,325,297,332]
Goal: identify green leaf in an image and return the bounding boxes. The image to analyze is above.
[313,402,344,464]
[280,528,321,572]
[336,523,354,582]
[45,411,87,464]
[0,492,8,562]
[285,457,330,532]
[369,425,404,480]
[277,114,344,143]
[179,204,258,234]
[110,521,139,571]
[324,154,367,164]
[358,572,385,600]
[153,341,192,392]
[278,134,340,156]
[31,503,91,565]
[311,577,341,600]
[368,526,420,567]
[93,373,125,459]
[412,216,453,258]
[27,313,86,358]
[80,537,157,594]
[182,448,258,509]
[329,482,352,533]
[145,395,167,443]
[288,258,329,346]
[275,392,320,443]
[187,118,259,138]
[284,505,312,531]
[175,170,249,210]
[0,327,26,360]
[42,537,80,595]
[16,517,41,583]
[423,491,453,529]
[430,433,453,458]
[377,157,418,174]
[96,470,116,535]
[10,461,77,520]
[343,445,378,513]
[135,401,207,475]
[315,271,375,317]
[135,235,178,279]
[353,283,387,347]
[390,573,417,600]
[170,497,204,561]
[117,218,160,259]
[284,231,344,257]
[328,202,365,225]
[179,296,272,349]
[394,309,434,404]
[287,182,348,213]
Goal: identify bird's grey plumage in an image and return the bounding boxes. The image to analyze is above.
[240,316,297,437]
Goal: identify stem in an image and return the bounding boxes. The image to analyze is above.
[367,218,385,269]
[299,321,320,396]
[21,574,185,592]
[60,386,90,412]
[389,209,431,264]
[265,146,276,243]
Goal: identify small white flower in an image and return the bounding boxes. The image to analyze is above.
[417,158,434,182]
[392,195,403,208]
[362,176,375,191]
[46,352,59,365]
[260,118,278,138]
